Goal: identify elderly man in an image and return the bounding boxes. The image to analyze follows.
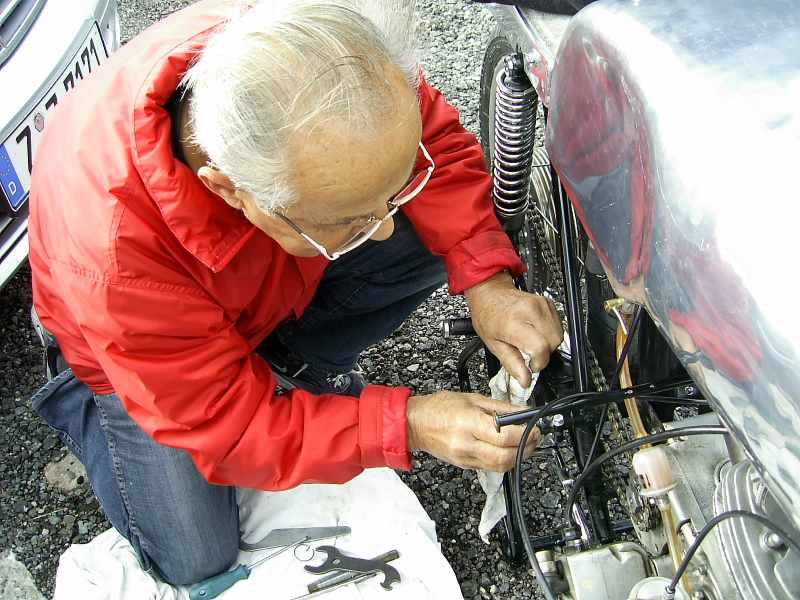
[27,0,561,586]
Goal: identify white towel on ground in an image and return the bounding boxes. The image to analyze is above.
[53,468,462,600]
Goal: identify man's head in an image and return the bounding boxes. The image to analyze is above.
[182,0,423,257]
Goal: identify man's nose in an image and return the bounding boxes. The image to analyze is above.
[369,216,395,242]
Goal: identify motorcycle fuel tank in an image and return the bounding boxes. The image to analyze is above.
[546,0,800,532]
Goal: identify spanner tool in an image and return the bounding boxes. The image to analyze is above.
[304,546,401,590]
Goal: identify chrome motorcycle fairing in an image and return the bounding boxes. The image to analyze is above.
[546,0,800,532]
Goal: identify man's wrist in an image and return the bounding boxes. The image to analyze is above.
[407,395,421,451]
[464,269,514,302]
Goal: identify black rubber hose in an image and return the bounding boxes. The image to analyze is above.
[496,378,697,428]
[634,395,709,406]
[584,403,609,471]
[611,306,642,384]
[512,417,558,600]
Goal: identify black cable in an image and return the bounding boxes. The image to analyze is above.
[512,417,558,600]
[496,377,701,428]
[497,391,614,428]
[584,403,609,468]
[562,426,729,527]
[611,306,642,384]
[675,518,692,533]
[514,395,626,432]
[665,510,800,595]
[635,395,709,406]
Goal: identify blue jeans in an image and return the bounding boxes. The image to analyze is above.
[30,212,446,585]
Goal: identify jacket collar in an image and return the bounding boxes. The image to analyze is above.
[130,8,257,273]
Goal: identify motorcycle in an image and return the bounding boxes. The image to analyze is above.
[445,1,800,598]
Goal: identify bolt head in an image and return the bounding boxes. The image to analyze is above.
[765,532,786,550]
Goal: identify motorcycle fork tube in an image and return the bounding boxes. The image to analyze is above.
[553,171,613,544]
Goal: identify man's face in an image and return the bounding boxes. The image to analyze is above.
[239,67,423,258]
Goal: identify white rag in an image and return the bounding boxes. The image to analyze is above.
[476,364,537,543]
[53,468,462,600]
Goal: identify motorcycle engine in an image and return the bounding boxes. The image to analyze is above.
[539,412,800,600]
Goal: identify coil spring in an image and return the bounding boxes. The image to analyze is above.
[493,55,537,229]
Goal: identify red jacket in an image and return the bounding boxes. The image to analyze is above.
[28,0,523,490]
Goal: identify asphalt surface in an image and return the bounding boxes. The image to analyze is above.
[0,2,560,598]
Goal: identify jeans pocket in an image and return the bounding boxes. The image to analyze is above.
[30,368,91,458]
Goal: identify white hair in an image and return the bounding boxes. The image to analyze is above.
[182,0,419,213]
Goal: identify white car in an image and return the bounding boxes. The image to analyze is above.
[0,0,120,288]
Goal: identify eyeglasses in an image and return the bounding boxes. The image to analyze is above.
[277,142,435,261]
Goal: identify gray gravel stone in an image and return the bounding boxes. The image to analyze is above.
[540,491,562,510]
[0,552,44,600]
[44,453,87,494]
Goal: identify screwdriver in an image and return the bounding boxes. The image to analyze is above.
[288,549,401,600]
[288,573,377,600]
[188,538,307,600]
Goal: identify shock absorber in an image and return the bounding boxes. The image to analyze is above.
[493,54,537,235]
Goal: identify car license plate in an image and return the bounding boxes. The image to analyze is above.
[0,24,108,213]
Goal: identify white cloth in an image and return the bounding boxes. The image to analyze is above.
[476,365,537,543]
[54,468,462,600]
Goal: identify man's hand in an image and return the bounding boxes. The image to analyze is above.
[465,271,563,386]
[407,392,540,471]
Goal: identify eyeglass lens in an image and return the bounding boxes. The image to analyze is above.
[334,171,428,255]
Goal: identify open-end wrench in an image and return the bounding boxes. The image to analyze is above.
[304,546,401,590]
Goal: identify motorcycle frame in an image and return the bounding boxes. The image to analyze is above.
[455,176,633,561]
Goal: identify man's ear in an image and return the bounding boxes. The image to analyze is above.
[198,166,241,209]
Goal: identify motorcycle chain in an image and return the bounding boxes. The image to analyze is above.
[525,202,657,531]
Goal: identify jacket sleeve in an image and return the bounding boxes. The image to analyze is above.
[71,277,411,490]
[402,77,525,294]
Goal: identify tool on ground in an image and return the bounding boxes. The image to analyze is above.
[240,526,351,551]
[289,573,378,600]
[304,546,401,590]
[308,549,400,592]
[188,538,308,600]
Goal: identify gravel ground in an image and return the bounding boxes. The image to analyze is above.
[0,2,560,598]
